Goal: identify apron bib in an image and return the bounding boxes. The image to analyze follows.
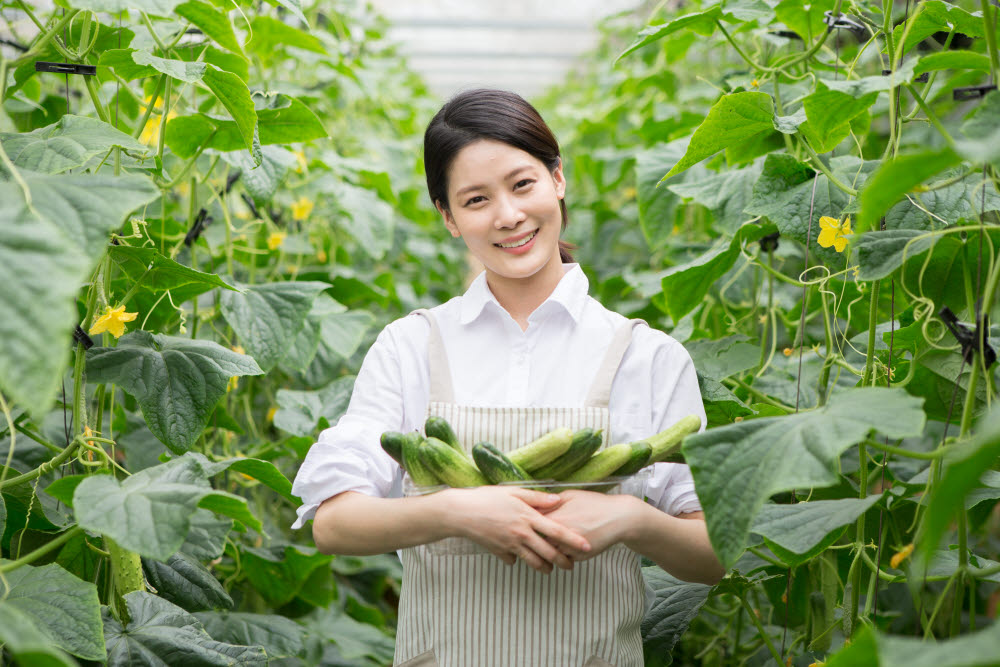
[394,310,647,667]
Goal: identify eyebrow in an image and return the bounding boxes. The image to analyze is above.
[454,165,536,198]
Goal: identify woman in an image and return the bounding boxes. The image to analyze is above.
[291,89,725,667]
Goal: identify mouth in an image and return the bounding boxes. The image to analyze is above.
[494,229,538,249]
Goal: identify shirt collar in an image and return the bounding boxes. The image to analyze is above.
[459,263,589,325]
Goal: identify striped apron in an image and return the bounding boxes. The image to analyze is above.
[393,310,647,667]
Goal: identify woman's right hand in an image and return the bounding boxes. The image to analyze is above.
[437,486,591,574]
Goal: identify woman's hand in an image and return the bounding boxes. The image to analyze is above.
[540,490,642,561]
[439,486,592,574]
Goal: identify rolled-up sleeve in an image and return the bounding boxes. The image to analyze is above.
[290,327,406,529]
[644,337,707,516]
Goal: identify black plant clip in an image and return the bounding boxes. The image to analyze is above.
[240,192,260,219]
[759,231,780,252]
[72,325,95,349]
[882,69,929,83]
[184,208,212,246]
[35,61,96,76]
[223,169,241,195]
[823,11,867,38]
[939,305,996,368]
[768,30,803,40]
[953,84,998,101]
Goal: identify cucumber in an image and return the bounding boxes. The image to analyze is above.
[611,441,653,476]
[563,443,635,484]
[472,442,534,485]
[379,431,407,466]
[402,433,440,487]
[420,436,489,488]
[425,416,464,453]
[646,414,702,464]
[531,428,603,480]
[507,427,574,472]
[106,536,145,623]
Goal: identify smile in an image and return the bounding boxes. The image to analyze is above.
[494,230,538,248]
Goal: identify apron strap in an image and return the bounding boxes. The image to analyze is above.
[583,319,647,409]
[411,309,455,404]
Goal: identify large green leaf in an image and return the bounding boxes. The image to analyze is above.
[247,15,326,55]
[857,149,961,233]
[176,1,243,54]
[142,552,233,612]
[220,280,328,371]
[683,388,926,568]
[0,605,76,667]
[240,544,334,607]
[800,85,878,153]
[220,145,295,204]
[889,0,985,57]
[885,173,1000,231]
[86,332,262,452]
[73,454,261,560]
[956,90,1000,167]
[133,50,208,83]
[663,92,776,179]
[657,221,777,322]
[273,376,356,437]
[685,335,760,380]
[752,495,882,567]
[299,603,394,664]
[640,566,711,663]
[854,229,940,281]
[825,621,1000,667]
[202,66,259,164]
[280,294,373,373]
[109,245,236,294]
[636,140,688,250]
[617,8,723,60]
[822,59,918,97]
[103,592,267,667]
[181,510,233,561]
[332,182,396,260]
[198,457,296,503]
[0,561,105,660]
[0,115,150,173]
[773,0,835,41]
[194,611,307,660]
[63,0,185,15]
[915,51,993,76]
[0,172,159,414]
[99,48,158,81]
[667,161,762,234]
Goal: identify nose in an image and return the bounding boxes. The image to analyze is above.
[494,193,526,229]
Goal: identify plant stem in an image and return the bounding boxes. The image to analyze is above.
[0,526,83,573]
[982,0,1000,87]
[142,12,169,54]
[132,74,166,140]
[0,436,83,490]
[84,74,110,124]
[904,84,956,149]
[11,5,79,66]
[801,141,859,197]
[862,279,882,386]
[864,438,946,460]
[157,76,171,165]
[739,595,784,665]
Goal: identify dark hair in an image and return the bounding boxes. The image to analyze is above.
[423,89,575,263]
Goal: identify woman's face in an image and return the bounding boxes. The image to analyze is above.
[438,139,566,287]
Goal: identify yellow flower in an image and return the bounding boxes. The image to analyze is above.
[316,249,328,263]
[89,305,138,338]
[623,186,637,199]
[267,231,286,250]
[751,78,760,89]
[291,196,314,221]
[783,347,793,356]
[227,376,239,392]
[294,150,308,173]
[817,216,852,253]
[139,95,177,146]
[266,406,277,422]
[890,543,914,569]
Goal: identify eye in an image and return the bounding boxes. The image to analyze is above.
[514,178,534,190]
[464,195,486,207]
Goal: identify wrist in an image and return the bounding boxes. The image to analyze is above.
[425,488,465,539]
[620,494,651,546]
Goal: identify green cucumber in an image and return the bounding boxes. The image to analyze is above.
[646,414,702,464]
[402,433,440,487]
[425,416,463,453]
[563,443,635,484]
[507,427,573,471]
[380,431,407,466]
[420,436,489,488]
[611,441,653,476]
[531,428,603,480]
[472,442,534,485]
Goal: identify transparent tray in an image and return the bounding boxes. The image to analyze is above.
[402,470,651,556]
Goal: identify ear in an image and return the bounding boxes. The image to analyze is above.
[552,158,566,200]
[436,200,461,238]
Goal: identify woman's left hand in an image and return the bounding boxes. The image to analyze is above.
[540,490,642,561]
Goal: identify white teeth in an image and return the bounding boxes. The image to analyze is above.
[496,230,537,248]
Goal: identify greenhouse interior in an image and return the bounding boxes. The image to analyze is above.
[1,0,999,665]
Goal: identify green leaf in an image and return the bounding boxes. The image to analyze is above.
[99,48,158,81]
[280,295,372,373]
[0,495,5,537]
[885,172,1000,231]
[176,1,243,54]
[332,182,396,260]
[142,552,234,612]
[686,335,760,380]
[854,229,939,281]
[0,605,76,667]
[956,90,1000,167]
[915,51,993,76]
[262,0,308,25]
[240,544,334,607]
[0,561,105,660]
[220,280,328,371]
[918,408,1000,568]
[86,332,263,452]
[889,0,985,57]
[773,0,835,41]
[683,388,926,568]
[63,0,185,15]
[826,621,1000,667]
[73,454,261,560]
[800,85,878,153]
[299,604,394,663]
[103,592,267,666]
[273,376,356,437]
[822,59,918,97]
[752,496,882,567]
[664,92,775,179]
[640,566,711,661]
[109,245,236,294]
[181,510,232,561]
[193,611,307,659]
[0,115,150,173]
[220,145,295,204]
[617,8,723,60]
[667,162,763,234]
[636,140,688,250]
[658,221,777,322]
[203,66,259,164]
[0,172,159,414]
[857,149,961,233]
[198,457,296,503]
[247,15,326,56]
[133,50,208,83]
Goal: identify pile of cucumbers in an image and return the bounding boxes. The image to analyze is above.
[379,414,702,491]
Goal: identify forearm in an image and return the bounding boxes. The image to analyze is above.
[312,490,455,555]
[623,501,726,585]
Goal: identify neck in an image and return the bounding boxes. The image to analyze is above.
[486,259,567,331]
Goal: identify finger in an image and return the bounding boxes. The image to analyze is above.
[531,515,591,553]
[519,547,553,574]
[524,533,574,571]
[507,487,562,508]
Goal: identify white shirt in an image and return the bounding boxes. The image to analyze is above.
[291,263,706,529]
